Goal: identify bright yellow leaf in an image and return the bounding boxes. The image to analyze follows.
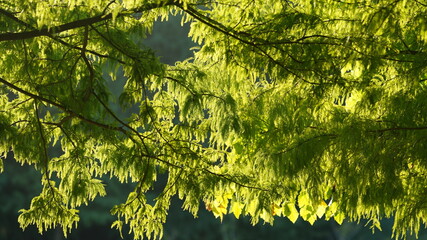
[300,205,317,225]
[272,203,282,216]
[231,201,244,219]
[325,202,338,220]
[298,191,310,208]
[334,212,345,225]
[246,199,259,216]
[283,202,299,223]
[316,201,328,218]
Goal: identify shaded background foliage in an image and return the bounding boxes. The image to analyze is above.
[0,14,425,240]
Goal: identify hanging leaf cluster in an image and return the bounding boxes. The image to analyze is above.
[1,0,427,239]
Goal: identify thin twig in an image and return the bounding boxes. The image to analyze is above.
[0,76,126,133]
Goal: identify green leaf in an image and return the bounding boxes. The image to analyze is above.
[111,220,124,238]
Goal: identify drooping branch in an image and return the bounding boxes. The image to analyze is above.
[0,8,33,28]
[0,1,176,42]
[0,14,109,42]
[175,3,341,47]
[0,7,126,63]
[176,4,325,85]
[0,76,125,133]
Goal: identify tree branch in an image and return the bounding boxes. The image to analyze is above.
[0,76,126,133]
[0,8,33,28]
[0,1,176,42]
[368,126,427,133]
[177,4,322,85]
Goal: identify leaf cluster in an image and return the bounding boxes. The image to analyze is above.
[1,0,427,239]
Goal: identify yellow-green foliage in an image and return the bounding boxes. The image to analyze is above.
[1,0,427,239]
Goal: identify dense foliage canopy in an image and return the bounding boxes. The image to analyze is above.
[1,0,427,239]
